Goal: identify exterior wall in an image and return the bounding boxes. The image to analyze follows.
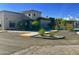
[66,23,73,30]
[0,11,28,30]
[0,10,42,30]
[65,21,74,30]
[40,20,50,28]
[0,12,4,30]
[22,10,42,20]
[3,11,26,30]
[74,21,79,28]
[40,19,52,30]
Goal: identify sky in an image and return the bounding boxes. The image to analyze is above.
[0,3,79,18]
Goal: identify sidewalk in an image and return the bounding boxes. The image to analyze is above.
[6,30,51,36]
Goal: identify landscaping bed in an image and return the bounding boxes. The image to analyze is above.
[32,34,65,40]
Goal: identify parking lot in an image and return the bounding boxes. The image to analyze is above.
[0,31,79,54]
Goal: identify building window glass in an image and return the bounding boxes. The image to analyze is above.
[28,14,31,16]
[34,14,35,16]
[0,24,1,27]
[9,22,15,28]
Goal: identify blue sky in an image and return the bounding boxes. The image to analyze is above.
[0,3,79,18]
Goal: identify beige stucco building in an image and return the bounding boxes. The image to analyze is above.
[22,10,42,20]
[0,10,42,30]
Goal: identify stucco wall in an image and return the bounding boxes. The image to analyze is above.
[0,12,4,30]
[0,11,28,30]
[0,10,42,30]
[23,10,41,20]
[3,11,26,29]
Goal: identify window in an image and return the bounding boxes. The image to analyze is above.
[0,24,1,27]
[9,22,15,28]
[34,14,35,16]
[28,14,31,16]
[5,17,8,20]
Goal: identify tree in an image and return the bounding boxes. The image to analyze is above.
[61,20,66,30]
[39,28,45,36]
[48,17,56,30]
[32,20,40,31]
[17,20,30,31]
[32,20,40,26]
[56,18,66,30]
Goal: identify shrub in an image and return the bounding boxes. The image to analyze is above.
[39,28,45,36]
[32,20,40,26]
[32,20,40,31]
